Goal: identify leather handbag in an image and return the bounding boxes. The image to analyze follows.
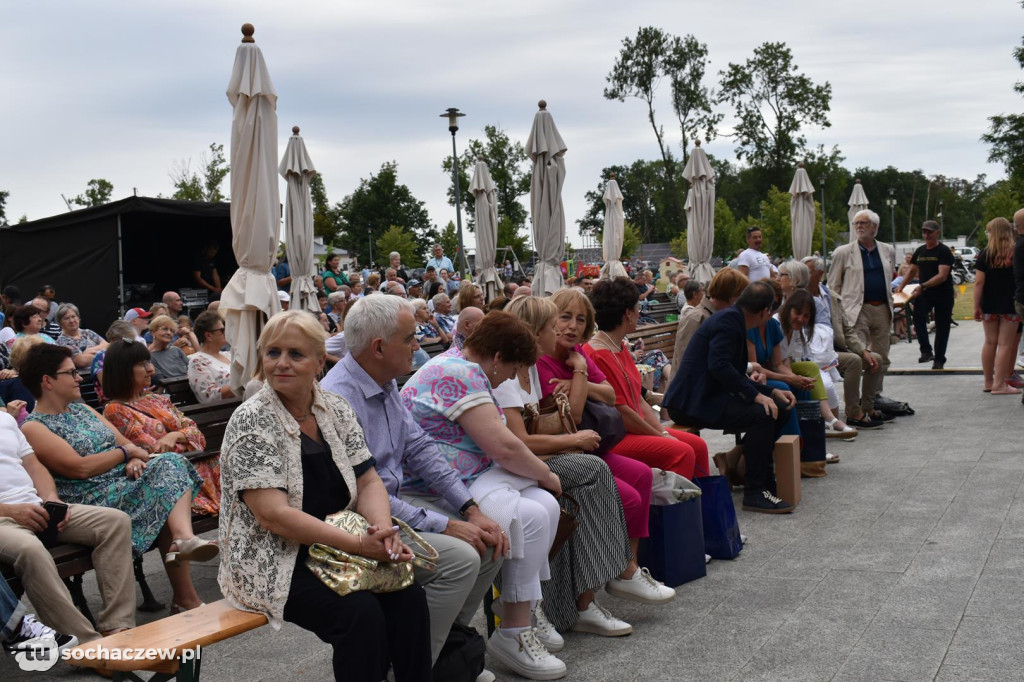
[578,399,626,457]
[548,493,580,560]
[524,392,577,437]
[306,510,439,597]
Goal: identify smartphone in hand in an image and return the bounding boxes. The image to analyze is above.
[36,501,68,548]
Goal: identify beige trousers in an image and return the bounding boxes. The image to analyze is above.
[0,504,135,643]
[853,303,892,412]
[835,351,884,420]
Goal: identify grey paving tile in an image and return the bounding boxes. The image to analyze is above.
[800,569,900,612]
[964,574,1024,620]
[903,540,988,579]
[834,625,954,682]
[946,616,1024,670]
[871,576,975,630]
[709,577,817,619]
[981,538,1024,577]
[644,613,783,668]
[838,539,923,573]
[752,545,844,580]
[934,664,1024,681]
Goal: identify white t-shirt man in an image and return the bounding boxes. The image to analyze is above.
[0,411,41,505]
[735,248,773,282]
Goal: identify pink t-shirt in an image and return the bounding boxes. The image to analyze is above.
[535,345,607,398]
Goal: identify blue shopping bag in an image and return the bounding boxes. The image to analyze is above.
[638,498,707,587]
[694,475,743,560]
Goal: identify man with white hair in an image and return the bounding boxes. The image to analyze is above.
[827,209,897,421]
[431,293,456,336]
[426,244,455,276]
[321,296,505,670]
[379,268,399,292]
[386,251,410,283]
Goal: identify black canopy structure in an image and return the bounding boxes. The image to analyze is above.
[0,196,237,329]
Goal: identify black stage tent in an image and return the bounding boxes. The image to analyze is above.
[0,196,236,329]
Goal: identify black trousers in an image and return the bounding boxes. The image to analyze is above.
[284,560,432,682]
[912,293,954,363]
[668,395,791,494]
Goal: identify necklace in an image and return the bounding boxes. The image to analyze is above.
[594,331,640,412]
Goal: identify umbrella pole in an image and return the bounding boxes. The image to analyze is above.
[117,214,126,317]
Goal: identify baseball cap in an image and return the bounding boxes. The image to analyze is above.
[123,307,153,322]
[407,279,422,288]
[277,290,291,302]
[921,221,939,233]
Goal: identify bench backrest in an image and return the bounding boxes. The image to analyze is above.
[181,398,243,453]
[627,321,678,362]
[156,375,199,407]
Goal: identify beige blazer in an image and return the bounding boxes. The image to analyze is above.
[827,240,896,328]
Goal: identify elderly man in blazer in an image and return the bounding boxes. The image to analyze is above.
[827,209,896,419]
[664,281,797,514]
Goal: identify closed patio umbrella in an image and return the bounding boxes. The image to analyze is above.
[682,140,716,284]
[526,100,566,296]
[847,179,869,231]
[599,174,627,279]
[222,23,280,394]
[470,157,502,302]
[280,125,319,314]
[789,163,816,260]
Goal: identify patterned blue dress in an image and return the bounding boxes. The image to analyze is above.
[26,403,202,556]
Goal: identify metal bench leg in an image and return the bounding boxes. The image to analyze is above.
[134,556,165,612]
[63,575,97,627]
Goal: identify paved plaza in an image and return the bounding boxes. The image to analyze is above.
[3,320,1023,681]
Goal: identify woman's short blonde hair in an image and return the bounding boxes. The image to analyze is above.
[504,295,557,336]
[148,314,176,333]
[258,310,327,359]
[10,334,47,371]
[549,288,596,340]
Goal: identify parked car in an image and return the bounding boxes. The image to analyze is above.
[957,246,978,266]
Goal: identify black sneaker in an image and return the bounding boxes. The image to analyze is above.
[868,410,896,422]
[932,361,945,370]
[918,351,935,363]
[847,416,884,429]
[742,490,794,514]
[2,613,78,657]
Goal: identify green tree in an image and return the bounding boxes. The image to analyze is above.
[620,222,643,260]
[335,161,438,264]
[604,26,686,226]
[577,160,682,243]
[70,179,114,207]
[712,197,740,258]
[376,225,423,268]
[0,190,8,225]
[309,173,338,242]
[170,143,229,202]
[718,42,832,179]
[669,231,687,259]
[982,2,1024,180]
[439,221,460,267]
[665,34,722,164]
[496,215,531,260]
[442,125,532,232]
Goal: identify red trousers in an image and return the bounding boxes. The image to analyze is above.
[614,430,710,480]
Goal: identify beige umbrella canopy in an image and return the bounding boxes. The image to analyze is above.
[526,100,566,296]
[222,23,281,394]
[682,140,716,284]
[599,174,628,279]
[847,179,869,231]
[470,157,502,302]
[280,125,319,314]
[789,163,816,260]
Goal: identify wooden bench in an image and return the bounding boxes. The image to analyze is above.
[626,321,678,364]
[65,599,267,681]
[156,375,199,407]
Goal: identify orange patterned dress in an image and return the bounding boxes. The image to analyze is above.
[103,393,221,516]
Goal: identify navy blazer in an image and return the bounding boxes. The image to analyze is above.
[663,305,772,424]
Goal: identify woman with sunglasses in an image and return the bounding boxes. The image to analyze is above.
[19,343,216,615]
[187,310,235,403]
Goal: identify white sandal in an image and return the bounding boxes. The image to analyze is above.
[826,453,840,464]
[825,418,857,439]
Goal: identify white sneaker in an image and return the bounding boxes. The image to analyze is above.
[605,567,676,605]
[571,600,632,636]
[531,602,564,653]
[475,670,496,682]
[486,628,567,681]
[705,554,712,564]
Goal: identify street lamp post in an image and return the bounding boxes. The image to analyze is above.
[820,177,826,255]
[938,199,944,232]
[885,188,897,244]
[441,107,467,278]
[367,228,373,269]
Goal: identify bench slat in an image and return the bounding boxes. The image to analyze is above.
[65,600,267,672]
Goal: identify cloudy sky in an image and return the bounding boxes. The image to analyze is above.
[2,0,1021,252]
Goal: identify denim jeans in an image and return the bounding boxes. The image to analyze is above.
[1,574,26,641]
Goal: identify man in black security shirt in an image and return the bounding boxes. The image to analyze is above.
[905,221,954,369]
[1014,208,1024,321]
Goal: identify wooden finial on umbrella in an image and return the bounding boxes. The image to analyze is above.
[241,24,255,43]
[538,100,547,110]
[292,126,300,135]
[610,172,617,180]
[798,162,805,168]
[855,178,861,183]
[695,139,702,147]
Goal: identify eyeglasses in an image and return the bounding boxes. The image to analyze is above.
[53,368,81,379]
[211,327,226,333]
[853,221,873,226]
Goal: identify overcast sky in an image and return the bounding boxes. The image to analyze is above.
[2,0,1022,252]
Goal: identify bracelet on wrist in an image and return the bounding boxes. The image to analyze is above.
[118,445,130,463]
[458,499,479,517]
[572,369,588,376]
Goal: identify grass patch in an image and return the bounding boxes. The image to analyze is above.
[953,282,974,320]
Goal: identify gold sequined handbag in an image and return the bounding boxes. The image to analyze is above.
[305,510,438,597]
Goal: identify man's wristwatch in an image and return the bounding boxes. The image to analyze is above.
[458,499,478,517]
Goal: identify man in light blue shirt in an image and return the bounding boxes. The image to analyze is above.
[321,295,505,665]
[426,244,455,275]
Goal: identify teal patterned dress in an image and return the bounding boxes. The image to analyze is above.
[26,403,202,556]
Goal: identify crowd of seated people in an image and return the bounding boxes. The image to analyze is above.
[1,232,941,682]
